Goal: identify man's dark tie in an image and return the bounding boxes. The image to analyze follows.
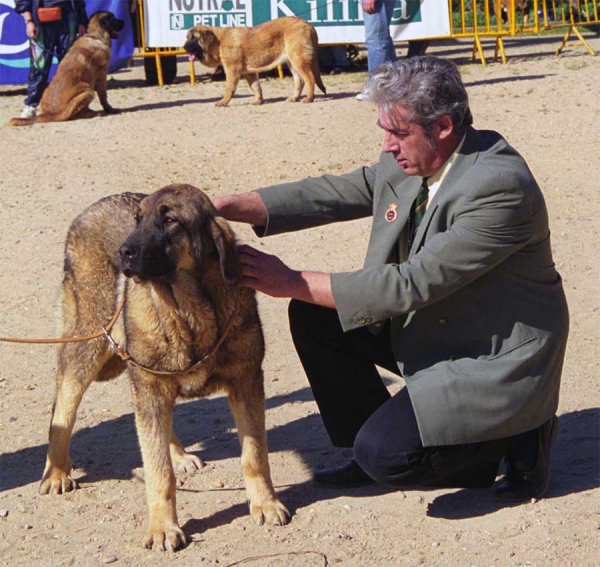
[410,177,429,245]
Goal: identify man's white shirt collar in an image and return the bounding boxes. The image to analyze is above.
[425,134,467,209]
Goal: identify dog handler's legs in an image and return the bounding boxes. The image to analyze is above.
[288,300,396,448]
[244,73,264,105]
[354,387,509,489]
[170,429,205,473]
[131,375,185,551]
[227,375,290,526]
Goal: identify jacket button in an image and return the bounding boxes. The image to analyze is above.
[439,318,448,326]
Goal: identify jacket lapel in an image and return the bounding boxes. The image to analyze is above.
[365,175,422,267]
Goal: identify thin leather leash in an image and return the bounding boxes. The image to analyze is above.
[0,296,125,345]
[0,294,238,377]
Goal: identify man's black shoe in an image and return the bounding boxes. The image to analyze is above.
[494,416,559,502]
[313,459,376,488]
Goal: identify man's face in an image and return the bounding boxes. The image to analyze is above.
[379,105,449,178]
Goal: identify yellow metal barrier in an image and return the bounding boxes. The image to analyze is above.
[447,0,598,65]
[131,0,194,87]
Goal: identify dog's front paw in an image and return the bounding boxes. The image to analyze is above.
[214,99,230,107]
[250,498,291,526]
[286,96,300,103]
[143,522,187,551]
[103,106,120,114]
[39,466,78,495]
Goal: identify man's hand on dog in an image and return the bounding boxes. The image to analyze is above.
[238,244,336,308]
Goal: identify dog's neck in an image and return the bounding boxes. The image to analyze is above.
[85,31,112,48]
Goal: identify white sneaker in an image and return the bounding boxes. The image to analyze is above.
[20,105,37,119]
[355,91,370,101]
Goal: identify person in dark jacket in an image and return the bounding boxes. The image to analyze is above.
[15,0,88,118]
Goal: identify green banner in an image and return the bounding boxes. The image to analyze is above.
[252,0,422,26]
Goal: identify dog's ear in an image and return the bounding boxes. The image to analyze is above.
[197,29,215,49]
[192,214,241,284]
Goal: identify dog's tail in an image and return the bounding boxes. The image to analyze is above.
[309,27,327,96]
[8,111,71,126]
[8,115,38,127]
[315,74,327,96]
[8,112,62,127]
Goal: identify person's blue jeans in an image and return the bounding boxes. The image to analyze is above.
[26,13,78,107]
[362,0,398,74]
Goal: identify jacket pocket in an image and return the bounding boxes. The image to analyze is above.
[487,336,537,361]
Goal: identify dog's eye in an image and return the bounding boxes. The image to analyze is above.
[164,216,177,225]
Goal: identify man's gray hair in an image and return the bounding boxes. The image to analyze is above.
[367,56,473,139]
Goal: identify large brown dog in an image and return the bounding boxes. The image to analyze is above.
[184,16,327,106]
[9,11,124,126]
[40,184,290,550]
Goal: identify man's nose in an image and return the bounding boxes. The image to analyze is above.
[382,132,399,152]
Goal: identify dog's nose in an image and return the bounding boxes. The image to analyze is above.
[120,243,138,261]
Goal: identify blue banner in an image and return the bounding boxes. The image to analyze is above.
[0,0,134,85]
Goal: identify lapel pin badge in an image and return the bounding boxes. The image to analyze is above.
[385,203,398,222]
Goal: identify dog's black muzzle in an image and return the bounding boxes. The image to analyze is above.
[183,39,204,61]
[119,242,143,280]
[110,18,125,39]
[119,235,175,283]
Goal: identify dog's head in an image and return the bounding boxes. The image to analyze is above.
[88,11,125,40]
[183,26,216,62]
[119,184,240,285]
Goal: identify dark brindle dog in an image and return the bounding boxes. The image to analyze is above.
[41,184,290,550]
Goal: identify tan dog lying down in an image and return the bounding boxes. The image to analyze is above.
[184,16,327,106]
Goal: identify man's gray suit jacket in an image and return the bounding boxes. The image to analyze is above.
[254,127,569,447]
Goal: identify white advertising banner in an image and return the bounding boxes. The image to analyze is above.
[144,0,451,49]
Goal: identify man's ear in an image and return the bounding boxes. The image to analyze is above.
[436,115,454,140]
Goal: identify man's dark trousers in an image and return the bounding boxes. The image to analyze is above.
[288,299,512,488]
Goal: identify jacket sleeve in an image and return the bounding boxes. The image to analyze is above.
[332,164,544,331]
[252,165,378,236]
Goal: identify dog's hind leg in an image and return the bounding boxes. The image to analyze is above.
[287,64,304,102]
[46,89,95,122]
[227,372,290,526]
[40,336,124,494]
[244,73,264,105]
[288,57,318,102]
[170,430,205,473]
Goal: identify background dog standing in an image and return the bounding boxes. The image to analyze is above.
[40,184,290,550]
[184,16,327,106]
[9,11,124,126]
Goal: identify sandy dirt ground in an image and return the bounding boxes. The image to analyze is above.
[1,33,599,567]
